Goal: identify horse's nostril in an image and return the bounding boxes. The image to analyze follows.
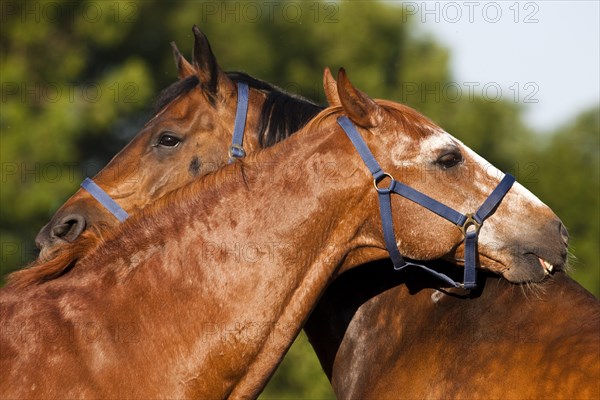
[50,214,87,243]
[559,222,569,245]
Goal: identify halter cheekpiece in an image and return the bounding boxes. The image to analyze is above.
[337,115,515,290]
[228,82,249,163]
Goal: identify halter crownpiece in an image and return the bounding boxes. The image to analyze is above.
[80,178,129,222]
[337,116,515,290]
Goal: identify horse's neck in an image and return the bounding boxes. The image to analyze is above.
[126,131,369,397]
[7,126,369,398]
[304,258,413,391]
[210,127,371,397]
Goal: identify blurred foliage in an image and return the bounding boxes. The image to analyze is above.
[261,332,335,399]
[1,0,598,397]
[520,108,600,294]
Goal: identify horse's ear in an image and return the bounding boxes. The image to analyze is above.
[337,68,383,129]
[323,67,340,106]
[170,42,195,79]
[191,25,235,99]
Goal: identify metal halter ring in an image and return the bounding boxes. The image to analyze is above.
[373,173,395,192]
[460,213,481,236]
[228,144,246,161]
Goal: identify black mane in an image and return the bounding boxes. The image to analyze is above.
[153,75,200,115]
[226,72,324,147]
[153,72,324,148]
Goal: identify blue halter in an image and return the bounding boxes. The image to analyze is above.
[337,116,515,290]
[80,178,129,222]
[228,82,249,163]
[81,81,250,221]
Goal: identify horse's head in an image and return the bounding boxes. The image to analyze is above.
[34,27,272,259]
[328,68,567,283]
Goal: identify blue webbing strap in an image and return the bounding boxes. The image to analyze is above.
[337,115,515,289]
[80,178,129,222]
[228,82,249,163]
[337,116,385,180]
[474,174,516,224]
[377,180,465,288]
[376,187,405,267]
[463,231,478,288]
[391,181,467,227]
[461,173,515,289]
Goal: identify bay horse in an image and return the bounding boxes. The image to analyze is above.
[305,263,600,399]
[1,64,566,398]
[33,26,323,265]
[18,28,579,398]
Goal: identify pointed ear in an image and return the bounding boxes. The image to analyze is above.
[337,68,383,129]
[191,25,236,99]
[170,42,195,79]
[323,67,340,106]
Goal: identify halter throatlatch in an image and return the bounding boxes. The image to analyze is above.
[337,116,515,290]
[81,82,251,223]
[228,82,249,163]
[80,178,129,222]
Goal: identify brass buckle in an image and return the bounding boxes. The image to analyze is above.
[228,144,246,161]
[460,213,481,236]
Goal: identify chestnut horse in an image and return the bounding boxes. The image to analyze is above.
[306,74,599,399]
[1,65,566,398]
[18,29,584,398]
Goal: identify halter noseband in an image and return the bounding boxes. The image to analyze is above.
[337,116,515,290]
[81,82,250,221]
[80,178,129,222]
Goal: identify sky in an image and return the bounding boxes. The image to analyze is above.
[407,0,600,132]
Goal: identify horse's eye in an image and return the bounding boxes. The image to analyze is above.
[436,151,463,169]
[157,133,181,148]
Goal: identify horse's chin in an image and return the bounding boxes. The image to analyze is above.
[491,253,556,284]
[38,242,66,263]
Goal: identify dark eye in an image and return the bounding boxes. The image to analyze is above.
[157,133,181,148]
[436,151,463,169]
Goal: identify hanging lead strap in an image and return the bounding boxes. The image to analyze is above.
[80,178,129,222]
[228,82,249,163]
[376,176,467,288]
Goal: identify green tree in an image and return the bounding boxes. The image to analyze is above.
[521,107,599,295]
[1,0,155,276]
[1,1,597,398]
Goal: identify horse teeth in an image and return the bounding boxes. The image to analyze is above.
[539,258,554,274]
